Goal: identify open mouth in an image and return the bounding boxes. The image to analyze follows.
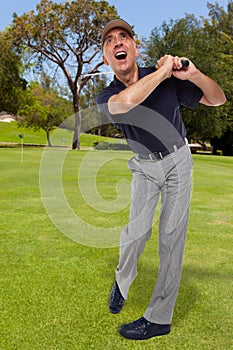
[115,51,127,60]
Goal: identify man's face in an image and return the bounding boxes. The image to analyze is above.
[102,28,138,74]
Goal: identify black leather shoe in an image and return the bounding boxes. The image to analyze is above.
[109,281,125,314]
[119,317,171,340]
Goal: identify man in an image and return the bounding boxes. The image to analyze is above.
[96,19,226,340]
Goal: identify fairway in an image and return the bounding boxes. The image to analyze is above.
[0,148,232,350]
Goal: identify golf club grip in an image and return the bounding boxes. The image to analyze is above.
[181,59,189,68]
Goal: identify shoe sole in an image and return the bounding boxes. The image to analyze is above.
[110,307,122,314]
[119,328,170,340]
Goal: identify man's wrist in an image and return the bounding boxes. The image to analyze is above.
[154,66,171,81]
[188,69,203,84]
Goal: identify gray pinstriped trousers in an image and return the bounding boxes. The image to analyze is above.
[115,144,193,324]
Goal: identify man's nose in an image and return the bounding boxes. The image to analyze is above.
[114,39,123,48]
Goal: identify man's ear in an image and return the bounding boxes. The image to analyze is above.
[103,55,109,66]
[135,45,139,58]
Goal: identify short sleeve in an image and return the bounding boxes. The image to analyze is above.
[175,79,203,109]
[96,85,123,124]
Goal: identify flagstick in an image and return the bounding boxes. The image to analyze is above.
[18,134,24,163]
[21,137,24,163]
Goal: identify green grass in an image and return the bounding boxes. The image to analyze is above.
[0,148,232,350]
[0,121,125,148]
[0,121,47,144]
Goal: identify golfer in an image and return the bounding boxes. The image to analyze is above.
[96,19,226,340]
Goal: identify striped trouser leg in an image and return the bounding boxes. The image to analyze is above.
[116,156,161,299]
[144,146,193,324]
[116,146,193,325]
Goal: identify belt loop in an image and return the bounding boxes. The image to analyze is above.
[173,145,177,152]
[159,152,163,159]
[149,154,153,161]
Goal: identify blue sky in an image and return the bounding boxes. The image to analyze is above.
[0,0,230,38]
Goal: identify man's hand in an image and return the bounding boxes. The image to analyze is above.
[156,55,194,80]
[155,55,174,79]
[172,56,197,80]
[171,55,226,106]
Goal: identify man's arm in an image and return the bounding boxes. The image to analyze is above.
[172,58,226,106]
[108,55,174,115]
[189,72,226,106]
[108,55,226,115]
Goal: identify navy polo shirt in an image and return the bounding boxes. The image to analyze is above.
[96,66,203,154]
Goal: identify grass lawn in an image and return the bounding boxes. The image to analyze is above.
[0,147,232,350]
[0,121,125,148]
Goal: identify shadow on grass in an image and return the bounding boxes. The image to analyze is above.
[104,260,232,325]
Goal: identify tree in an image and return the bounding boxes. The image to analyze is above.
[203,1,233,154]
[0,31,26,114]
[9,0,118,149]
[18,79,73,146]
[143,2,232,143]
[144,15,202,65]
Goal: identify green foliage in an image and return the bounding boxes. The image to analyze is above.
[143,1,233,141]
[94,141,129,150]
[0,31,25,114]
[18,80,73,146]
[8,0,119,149]
[145,15,202,65]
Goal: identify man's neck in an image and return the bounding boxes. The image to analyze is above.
[115,63,139,87]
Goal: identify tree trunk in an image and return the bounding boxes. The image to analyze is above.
[72,92,81,150]
[46,129,52,147]
[72,111,82,149]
